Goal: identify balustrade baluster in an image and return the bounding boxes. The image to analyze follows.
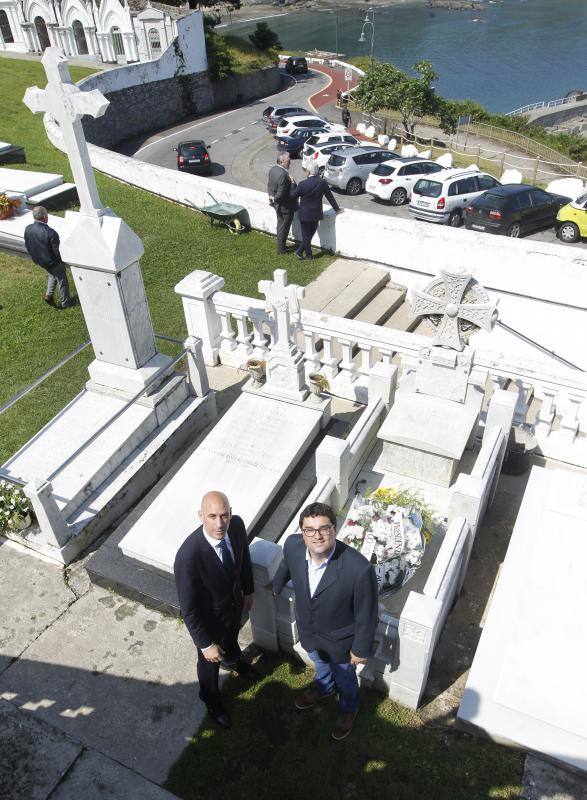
[559,392,583,440]
[358,344,375,376]
[249,309,270,359]
[338,338,358,385]
[320,334,340,380]
[302,330,321,375]
[534,386,557,436]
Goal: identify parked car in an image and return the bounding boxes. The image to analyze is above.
[556,193,587,243]
[304,131,360,150]
[365,158,444,205]
[277,127,329,157]
[277,115,335,137]
[409,168,501,227]
[175,140,212,175]
[285,56,308,74]
[464,184,571,237]
[262,104,310,133]
[324,146,402,195]
[302,142,354,174]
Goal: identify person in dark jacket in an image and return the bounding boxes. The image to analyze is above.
[267,152,299,254]
[290,163,342,260]
[271,502,378,741]
[174,491,259,729]
[23,206,71,308]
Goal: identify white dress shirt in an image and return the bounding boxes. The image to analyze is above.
[306,546,335,598]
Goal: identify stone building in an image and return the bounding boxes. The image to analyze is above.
[0,0,189,64]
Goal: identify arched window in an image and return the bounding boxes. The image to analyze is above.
[0,10,14,44]
[110,26,124,57]
[72,19,88,55]
[34,16,50,51]
[148,27,161,58]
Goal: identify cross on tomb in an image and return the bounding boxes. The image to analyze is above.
[411,268,497,351]
[258,269,304,349]
[23,47,109,218]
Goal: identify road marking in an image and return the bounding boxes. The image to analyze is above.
[224,133,232,138]
[237,127,245,131]
[210,139,219,144]
[308,68,332,113]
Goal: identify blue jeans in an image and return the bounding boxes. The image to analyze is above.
[308,650,359,713]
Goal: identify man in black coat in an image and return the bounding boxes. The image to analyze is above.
[174,491,259,728]
[290,162,342,260]
[23,206,72,308]
[267,152,298,254]
[272,502,378,741]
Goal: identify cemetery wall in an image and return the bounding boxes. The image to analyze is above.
[43,115,587,369]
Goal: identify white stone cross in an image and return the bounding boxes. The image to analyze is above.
[411,268,497,350]
[23,47,109,218]
[258,269,304,349]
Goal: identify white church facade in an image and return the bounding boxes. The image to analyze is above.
[0,0,184,64]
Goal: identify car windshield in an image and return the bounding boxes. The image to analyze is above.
[476,192,510,209]
[179,143,206,156]
[575,193,587,206]
[373,164,396,176]
[329,154,346,166]
[414,179,442,198]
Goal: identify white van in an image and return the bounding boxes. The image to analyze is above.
[409,168,501,227]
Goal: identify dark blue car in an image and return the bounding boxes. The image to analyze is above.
[277,126,329,158]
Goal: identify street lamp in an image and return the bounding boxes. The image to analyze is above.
[358,8,375,123]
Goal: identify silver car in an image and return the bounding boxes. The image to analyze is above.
[324,146,401,195]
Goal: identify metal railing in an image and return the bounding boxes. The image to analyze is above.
[507,95,580,117]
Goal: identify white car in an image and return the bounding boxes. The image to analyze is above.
[301,142,354,174]
[365,158,444,205]
[409,167,501,227]
[303,131,360,152]
[276,115,343,138]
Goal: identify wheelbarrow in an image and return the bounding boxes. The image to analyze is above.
[188,193,249,234]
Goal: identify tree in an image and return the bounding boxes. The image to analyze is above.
[248,22,281,51]
[354,60,439,136]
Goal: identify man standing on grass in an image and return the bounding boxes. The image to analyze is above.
[271,501,378,741]
[267,152,298,254]
[174,491,260,730]
[24,206,72,309]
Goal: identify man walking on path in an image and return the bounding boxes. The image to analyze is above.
[267,153,298,254]
[271,501,378,740]
[342,107,351,129]
[174,491,260,729]
[290,163,342,260]
[24,206,72,309]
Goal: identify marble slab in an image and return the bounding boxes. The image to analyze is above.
[119,393,323,573]
[0,142,11,152]
[0,167,63,196]
[458,466,587,772]
[0,209,66,252]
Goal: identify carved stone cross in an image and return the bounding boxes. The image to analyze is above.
[410,268,497,351]
[258,269,305,349]
[23,47,109,217]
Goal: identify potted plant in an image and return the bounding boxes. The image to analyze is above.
[307,372,329,401]
[239,358,266,387]
[0,480,33,533]
[0,193,13,221]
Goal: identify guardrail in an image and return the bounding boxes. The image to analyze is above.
[507,95,581,117]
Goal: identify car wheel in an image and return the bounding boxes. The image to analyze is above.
[390,187,408,206]
[448,210,462,227]
[558,221,580,244]
[506,222,522,238]
[346,177,362,195]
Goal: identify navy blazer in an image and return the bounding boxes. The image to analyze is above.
[173,515,254,651]
[24,220,63,270]
[290,175,340,222]
[272,534,378,663]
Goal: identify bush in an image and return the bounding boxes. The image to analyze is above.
[205,29,237,81]
[249,22,281,51]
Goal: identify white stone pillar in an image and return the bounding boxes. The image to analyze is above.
[315,436,350,509]
[368,362,398,410]
[96,31,114,62]
[175,271,225,366]
[184,336,211,399]
[123,30,138,61]
[84,26,97,57]
[23,478,70,549]
[248,538,283,652]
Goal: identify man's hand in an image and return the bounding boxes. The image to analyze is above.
[243,593,254,614]
[203,643,224,663]
[263,581,278,597]
[350,651,368,666]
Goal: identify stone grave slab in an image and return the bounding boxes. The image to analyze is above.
[0,167,63,197]
[458,466,587,772]
[0,209,65,253]
[119,392,323,573]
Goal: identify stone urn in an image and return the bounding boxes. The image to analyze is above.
[307,372,329,402]
[242,358,266,388]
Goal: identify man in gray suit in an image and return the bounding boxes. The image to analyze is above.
[267,153,298,254]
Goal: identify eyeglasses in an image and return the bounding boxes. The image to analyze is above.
[301,525,335,537]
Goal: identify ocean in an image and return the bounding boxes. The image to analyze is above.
[226,0,587,113]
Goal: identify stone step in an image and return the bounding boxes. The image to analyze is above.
[301,258,384,314]
[384,300,422,334]
[352,282,407,327]
[28,182,76,205]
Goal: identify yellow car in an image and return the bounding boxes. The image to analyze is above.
[557,193,587,243]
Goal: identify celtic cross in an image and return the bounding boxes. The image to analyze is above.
[258,269,304,349]
[23,47,109,217]
[411,268,497,350]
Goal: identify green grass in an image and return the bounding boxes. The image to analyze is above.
[164,656,523,800]
[223,35,278,74]
[0,57,332,463]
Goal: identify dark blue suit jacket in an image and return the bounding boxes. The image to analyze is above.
[272,534,378,663]
[24,220,63,270]
[290,175,340,222]
[173,515,254,651]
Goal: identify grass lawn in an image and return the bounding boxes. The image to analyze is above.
[164,656,523,800]
[0,57,332,463]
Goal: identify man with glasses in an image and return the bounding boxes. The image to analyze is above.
[271,502,378,740]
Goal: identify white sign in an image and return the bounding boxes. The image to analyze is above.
[344,68,352,82]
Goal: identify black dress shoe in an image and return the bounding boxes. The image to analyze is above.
[294,250,305,260]
[207,704,231,728]
[235,661,262,681]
